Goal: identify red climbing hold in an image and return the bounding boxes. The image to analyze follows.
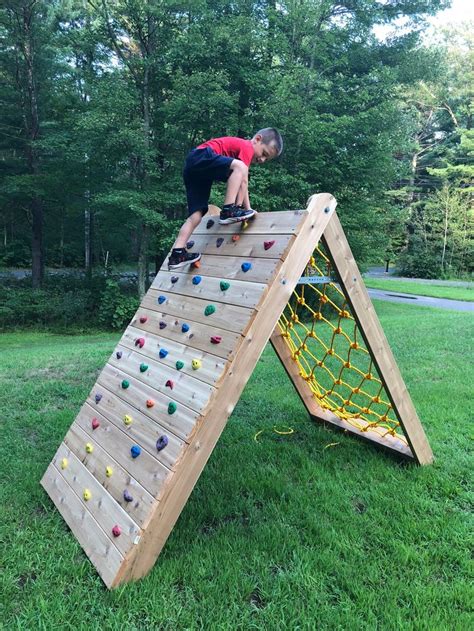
[231,234,240,242]
[210,336,222,344]
[264,240,275,250]
[135,337,145,348]
[146,399,155,408]
[139,316,148,323]
[165,380,174,389]
[91,418,100,430]
[112,525,121,537]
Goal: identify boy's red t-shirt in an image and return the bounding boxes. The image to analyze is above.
[197,137,254,167]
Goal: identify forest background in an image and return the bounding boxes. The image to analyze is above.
[0,0,472,329]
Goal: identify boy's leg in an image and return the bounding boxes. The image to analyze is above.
[220,160,256,224]
[172,210,203,250]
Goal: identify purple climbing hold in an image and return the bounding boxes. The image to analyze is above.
[171,276,179,284]
[95,393,102,404]
[123,489,133,502]
[156,435,169,452]
[116,351,123,359]
[182,323,190,333]
[186,240,195,249]
[159,348,169,358]
[241,262,252,272]
[159,321,167,329]
[158,295,166,304]
[206,219,215,229]
[216,237,224,248]
[192,275,202,285]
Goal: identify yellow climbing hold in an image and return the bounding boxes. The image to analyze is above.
[83,489,92,501]
[85,443,94,454]
[60,457,68,469]
[124,414,133,426]
[191,359,202,370]
[105,466,113,478]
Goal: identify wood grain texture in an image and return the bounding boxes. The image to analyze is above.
[193,210,306,235]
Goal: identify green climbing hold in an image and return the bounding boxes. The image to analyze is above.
[204,304,216,316]
[139,363,148,373]
[121,379,130,389]
[220,281,230,291]
[176,360,184,370]
[168,401,177,415]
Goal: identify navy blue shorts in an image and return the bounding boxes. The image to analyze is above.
[183,147,234,216]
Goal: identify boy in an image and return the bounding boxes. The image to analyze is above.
[168,128,283,270]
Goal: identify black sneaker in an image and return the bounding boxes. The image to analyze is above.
[168,249,201,270]
[219,205,256,224]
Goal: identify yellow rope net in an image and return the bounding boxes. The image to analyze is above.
[277,246,407,445]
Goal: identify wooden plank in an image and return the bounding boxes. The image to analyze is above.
[83,398,184,472]
[151,270,267,310]
[269,329,414,459]
[108,345,215,415]
[177,233,294,260]
[95,364,200,441]
[50,444,141,556]
[120,327,228,388]
[112,194,338,586]
[193,210,306,235]
[186,254,281,284]
[127,308,240,361]
[142,289,253,335]
[41,463,124,588]
[64,422,170,502]
[322,214,433,465]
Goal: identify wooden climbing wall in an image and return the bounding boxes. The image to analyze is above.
[41,193,338,588]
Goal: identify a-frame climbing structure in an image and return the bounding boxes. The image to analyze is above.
[41,194,433,588]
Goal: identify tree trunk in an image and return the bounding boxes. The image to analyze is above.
[137,223,149,298]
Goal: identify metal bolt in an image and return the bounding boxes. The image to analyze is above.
[324,207,330,214]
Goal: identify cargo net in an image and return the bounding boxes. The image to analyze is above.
[277,246,407,445]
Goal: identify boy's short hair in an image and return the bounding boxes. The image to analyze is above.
[255,128,283,156]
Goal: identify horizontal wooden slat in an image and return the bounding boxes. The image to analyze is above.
[193,210,307,235]
[188,254,280,283]
[94,364,200,441]
[120,327,228,388]
[141,289,253,335]
[84,399,185,472]
[41,463,124,588]
[179,233,294,260]
[151,270,266,310]
[51,444,141,556]
[127,309,240,360]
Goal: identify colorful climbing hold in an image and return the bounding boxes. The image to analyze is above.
[159,348,169,358]
[116,351,123,359]
[210,336,222,345]
[91,417,100,430]
[139,315,148,324]
[146,399,155,408]
[156,435,169,451]
[83,489,92,501]
[159,321,167,329]
[168,402,177,415]
[131,445,141,458]
[158,295,166,304]
[232,234,240,242]
[165,379,174,389]
[139,363,148,373]
[204,304,216,316]
[95,393,102,403]
[192,260,201,268]
[112,525,121,537]
[216,237,224,248]
[220,280,230,291]
[263,240,275,250]
[60,457,68,469]
[192,359,202,370]
[171,275,179,284]
[192,275,202,285]
[206,219,215,229]
[106,466,113,478]
[176,361,184,370]
[181,323,190,333]
[121,379,130,389]
[124,414,132,426]
[123,489,133,502]
[135,337,145,348]
[241,262,252,272]
[85,443,94,454]
[186,240,194,249]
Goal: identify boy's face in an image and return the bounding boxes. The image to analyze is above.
[252,136,278,164]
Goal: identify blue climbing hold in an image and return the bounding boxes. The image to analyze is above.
[159,348,169,359]
[131,445,141,458]
[158,295,166,304]
[156,435,169,451]
[116,351,122,359]
[186,240,195,249]
[192,275,202,285]
[171,276,179,284]
[123,489,133,502]
[182,323,190,333]
[95,393,102,403]
[241,262,252,272]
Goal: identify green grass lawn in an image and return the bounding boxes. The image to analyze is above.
[1,302,473,630]
[363,277,474,302]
